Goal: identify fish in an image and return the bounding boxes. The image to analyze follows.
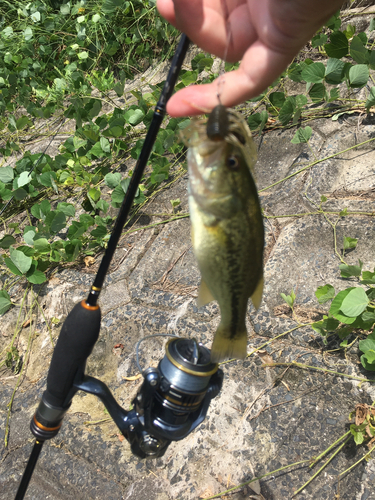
[181,105,264,363]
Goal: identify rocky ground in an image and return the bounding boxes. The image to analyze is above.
[1,13,375,500]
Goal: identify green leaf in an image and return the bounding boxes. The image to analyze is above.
[16,116,32,130]
[329,88,340,102]
[26,268,47,284]
[315,284,335,304]
[24,26,33,41]
[361,311,375,324]
[309,83,326,103]
[350,424,365,445]
[247,111,268,131]
[124,108,145,126]
[191,54,214,72]
[311,316,340,336]
[77,50,89,61]
[17,171,32,187]
[30,11,41,23]
[39,171,57,188]
[324,31,348,59]
[100,137,111,153]
[343,236,357,251]
[348,64,369,88]
[360,270,375,285]
[280,293,292,308]
[96,199,109,214]
[0,235,16,249]
[280,291,295,309]
[325,58,346,84]
[89,142,105,158]
[91,225,107,238]
[288,63,303,82]
[56,203,75,217]
[291,126,312,144]
[103,125,124,138]
[329,288,357,324]
[111,183,127,205]
[23,229,36,246]
[13,188,28,201]
[2,27,14,39]
[50,212,66,233]
[269,92,286,109]
[0,166,14,184]
[325,11,341,30]
[0,289,12,315]
[360,351,375,371]
[105,172,122,188]
[9,247,32,274]
[358,332,375,355]
[33,238,50,253]
[73,136,88,150]
[343,24,355,40]
[370,18,375,31]
[339,260,363,278]
[80,214,95,226]
[31,200,50,219]
[340,287,369,317]
[180,70,198,86]
[170,198,181,209]
[102,0,123,14]
[279,98,296,125]
[4,258,23,276]
[350,36,369,65]
[301,62,325,83]
[311,34,327,48]
[363,349,375,365]
[88,188,101,202]
[339,207,348,216]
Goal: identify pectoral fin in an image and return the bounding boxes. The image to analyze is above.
[250,275,263,310]
[197,279,215,307]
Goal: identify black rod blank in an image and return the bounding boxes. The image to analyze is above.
[15,441,44,500]
[87,33,190,307]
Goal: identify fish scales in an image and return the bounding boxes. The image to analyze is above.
[182,106,264,363]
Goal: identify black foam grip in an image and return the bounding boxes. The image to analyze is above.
[45,301,101,408]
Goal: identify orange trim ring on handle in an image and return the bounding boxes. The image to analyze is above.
[80,300,100,311]
[33,416,62,432]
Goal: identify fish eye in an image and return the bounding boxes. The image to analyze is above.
[227,155,239,170]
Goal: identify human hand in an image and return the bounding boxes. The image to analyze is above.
[157,0,344,117]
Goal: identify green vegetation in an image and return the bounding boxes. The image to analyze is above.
[1,5,375,364]
[246,11,375,132]
[1,4,374,302]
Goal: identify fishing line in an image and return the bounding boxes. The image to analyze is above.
[0,117,67,217]
[216,0,233,104]
[135,333,180,373]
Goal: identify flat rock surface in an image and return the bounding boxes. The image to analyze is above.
[2,95,375,500]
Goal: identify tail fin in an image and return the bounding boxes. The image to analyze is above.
[210,324,247,363]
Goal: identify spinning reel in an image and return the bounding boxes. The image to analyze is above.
[31,337,223,460]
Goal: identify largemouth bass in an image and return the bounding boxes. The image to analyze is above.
[181,105,264,363]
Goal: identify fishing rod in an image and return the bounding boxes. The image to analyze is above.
[15,33,223,500]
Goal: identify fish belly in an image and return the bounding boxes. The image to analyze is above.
[189,195,263,362]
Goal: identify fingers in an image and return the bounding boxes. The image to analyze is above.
[166,42,293,117]
[157,0,248,60]
[156,0,177,24]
